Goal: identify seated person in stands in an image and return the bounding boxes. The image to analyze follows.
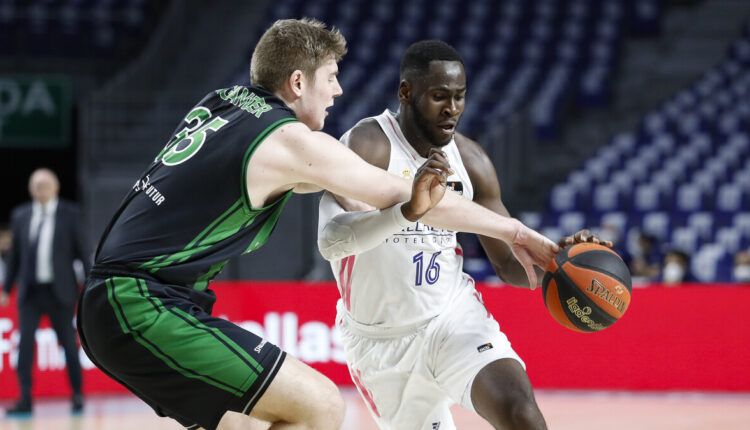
[661,250,696,285]
[627,232,661,282]
[733,250,750,283]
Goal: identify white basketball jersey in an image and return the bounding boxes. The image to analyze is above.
[331,110,474,327]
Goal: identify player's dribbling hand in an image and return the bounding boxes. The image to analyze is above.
[510,220,560,290]
[402,148,453,221]
[558,229,614,248]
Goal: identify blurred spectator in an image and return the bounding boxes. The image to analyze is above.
[733,250,750,283]
[0,168,90,415]
[0,226,10,284]
[598,221,622,248]
[661,249,696,285]
[627,232,661,282]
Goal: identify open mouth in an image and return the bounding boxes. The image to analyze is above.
[438,123,456,134]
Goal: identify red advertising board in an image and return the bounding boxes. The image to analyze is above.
[0,282,748,399]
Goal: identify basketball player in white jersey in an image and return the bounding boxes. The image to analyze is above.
[318,40,608,430]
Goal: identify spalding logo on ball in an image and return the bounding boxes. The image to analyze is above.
[542,243,632,333]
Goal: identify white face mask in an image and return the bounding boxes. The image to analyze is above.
[663,262,685,284]
[734,265,750,282]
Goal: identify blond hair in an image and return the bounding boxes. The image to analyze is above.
[250,18,348,92]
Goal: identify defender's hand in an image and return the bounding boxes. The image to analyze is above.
[558,229,614,248]
[402,148,452,221]
[510,220,560,289]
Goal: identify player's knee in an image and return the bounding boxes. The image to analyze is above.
[508,394,544,428]
[495,390,545,430]
[313,379,345,427]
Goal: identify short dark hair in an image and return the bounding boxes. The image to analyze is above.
[400,40,463,79]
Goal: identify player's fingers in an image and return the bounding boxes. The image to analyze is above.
[426,151,449,164]
[575,229,591,242]
[523,258,538,290]
[602,240,614,248]
[420,159,451,176]
[426,150,454,175]
[416,160,446,176]
[547,236,560,255]
[418,167,449,180]
[427,148,448,160]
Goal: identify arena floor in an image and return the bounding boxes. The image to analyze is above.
[1,388,749,429]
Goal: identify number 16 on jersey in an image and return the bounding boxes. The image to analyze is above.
[413,251,441,286]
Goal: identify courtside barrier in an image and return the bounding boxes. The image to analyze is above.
[1,282,748,398]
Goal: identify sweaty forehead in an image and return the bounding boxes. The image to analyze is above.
[420,60,466,89]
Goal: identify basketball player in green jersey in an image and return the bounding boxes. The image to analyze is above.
[77,19,558,430]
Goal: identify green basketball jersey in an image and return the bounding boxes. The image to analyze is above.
[95,85,298,289]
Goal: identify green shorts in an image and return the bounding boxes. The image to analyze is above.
[77,269,285,429]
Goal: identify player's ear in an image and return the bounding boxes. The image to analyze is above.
[398,80,411,103]
[289,70,304,97]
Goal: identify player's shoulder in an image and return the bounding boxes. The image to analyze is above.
[347,118,386,140]
[454,132,491,168]
[346,118,389,150]
[266,121,313,142]
[344,118,390,169]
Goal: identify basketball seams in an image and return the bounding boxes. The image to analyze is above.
[553,246,570,268]
[543,278,582,332]
[553,268,618,332]
[552,270,597,332]
[569,250,632,292]
[560,262,630,319]
[542,243,631,332]
[566,243,619,259]
[569,259,631,292]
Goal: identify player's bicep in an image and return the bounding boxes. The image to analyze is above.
[285,130,408,208]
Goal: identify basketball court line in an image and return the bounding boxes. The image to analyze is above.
[2,389,749,429]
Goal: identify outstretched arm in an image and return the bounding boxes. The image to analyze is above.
[250,123,558,285]
[456,134,611,288]
[318,149,450,261]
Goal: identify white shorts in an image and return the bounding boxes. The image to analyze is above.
[337,283,525,430]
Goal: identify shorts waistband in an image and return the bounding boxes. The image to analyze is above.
[336,301,434,339]
[88,264,161,283]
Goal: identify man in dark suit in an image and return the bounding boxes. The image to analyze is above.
[0,168,90,415]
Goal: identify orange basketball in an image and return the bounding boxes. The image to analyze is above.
[542,243,632,333]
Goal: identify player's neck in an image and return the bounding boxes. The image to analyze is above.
[396,110,435,158]
[275,89,296,111]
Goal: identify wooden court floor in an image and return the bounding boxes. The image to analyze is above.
[2,388,749,429]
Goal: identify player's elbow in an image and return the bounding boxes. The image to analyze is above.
[317,222,356,261]
[317,239,337,261]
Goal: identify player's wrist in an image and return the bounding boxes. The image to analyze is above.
[494,217,524,244]
[511,219,526,245]
[400,201,423,222]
